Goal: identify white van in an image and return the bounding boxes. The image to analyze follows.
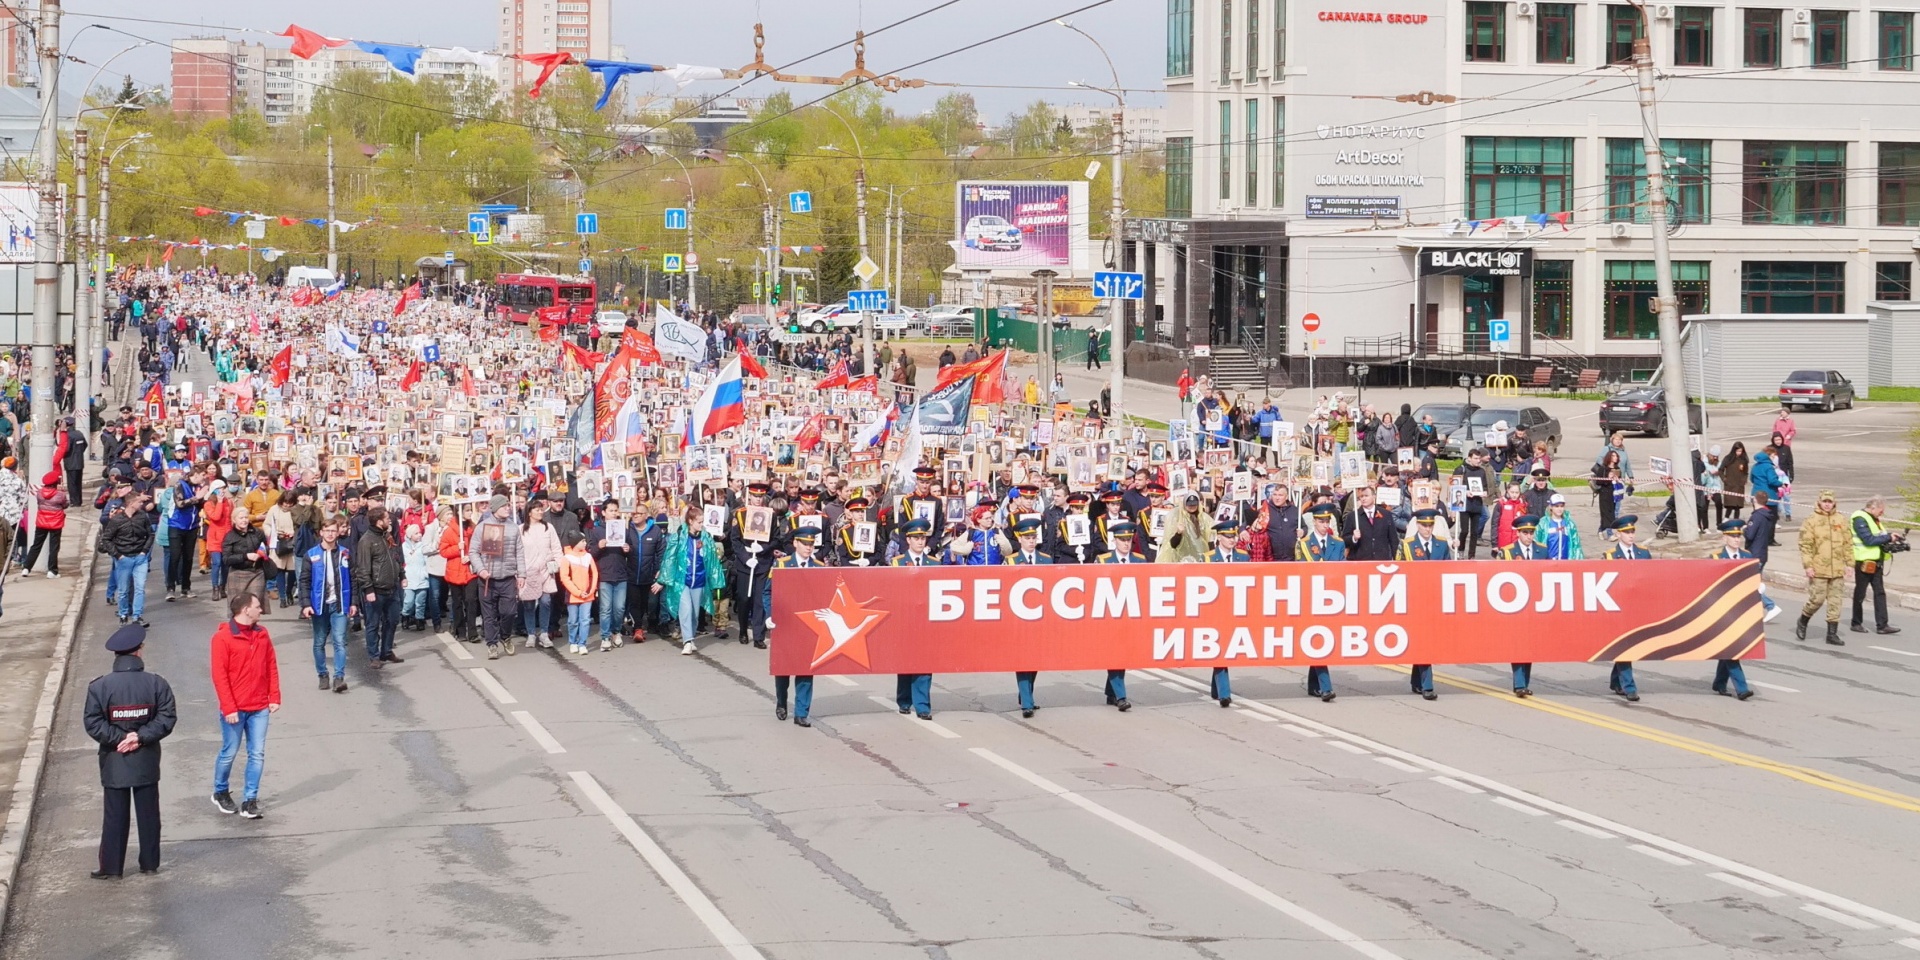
[284,266,338,289]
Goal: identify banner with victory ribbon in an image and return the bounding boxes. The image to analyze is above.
[767,560,1766,675]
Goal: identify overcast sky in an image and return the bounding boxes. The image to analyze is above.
[66,0,1163,118]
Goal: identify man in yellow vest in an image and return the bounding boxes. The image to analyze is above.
[1850,496,1906,635]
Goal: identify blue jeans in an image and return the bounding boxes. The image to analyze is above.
[426,575,445,625]
[1611,661,1637,695]
[522,593,553,637]
[364,590,401,659]
[1511,663,1533,690]
[403,587,426,620]
[567,602,592,647]
[1104,670,1128,701]
[678,591,701,643]
[1210,667,1232,702]
[311,607,348,678]
[775,675,813,718]
[1015,671,1039,711]
[895,674,932,714]
[1410,664,1434,694]
[213,708,270,801]
[598,580,628,639]
[112,555,149,619]
[209,550,226,590]
[1713,660,1750,695]
[1307,664,1333,696]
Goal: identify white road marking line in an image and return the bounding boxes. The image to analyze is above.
[1557,819,1617,840]
[568,772,767,960]
[1280,723,1323,738]
[1750,680,1799,693]
[469,668,517,704]
[1247,713,1279,723]
[1431,776,1485,795]
[865,696,960,738]
[1629,844,1693,866]
[970,747,1405,960]
[437,632,473,661]
[1708,872,1785,898]
[1871,646,1920,657]
[1375,756,1425,774]
[511,711,566,753]
[827,675,859,687]
[1327,740,1370,755]
[1159,681,1189,690]
[1145,666,1920,938]
[1896,937,1920,951]
[1491,796,1548,816]
[1802,903,1880,930]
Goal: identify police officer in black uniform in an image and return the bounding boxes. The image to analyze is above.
[81,623,178,878]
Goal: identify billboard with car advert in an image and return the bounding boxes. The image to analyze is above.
[953,180,1091,275]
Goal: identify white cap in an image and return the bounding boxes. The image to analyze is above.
[209,479,227,491]
[1548,493,1566,505]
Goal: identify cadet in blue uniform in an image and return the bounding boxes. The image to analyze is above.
[1293,503,1343,702]
[835,494,879,567]
[1005,517,1052,717]
[1711,518,1757,700]
[1093,519,1141,711]
[1397,509,1450,699]
[1602,515,1648,701]
[1206,518,1249,707]
[1497,514,1546,697]
[81,624,178,878]
[891,518,939,719]
[772,527,827,727]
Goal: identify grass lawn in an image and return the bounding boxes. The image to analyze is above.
[1864,386,1920,403]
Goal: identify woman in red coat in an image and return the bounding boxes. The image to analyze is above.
[20,471,67,577]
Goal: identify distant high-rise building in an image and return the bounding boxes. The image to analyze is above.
[499,0,612,88]
[173,38,504,126]
[0,2,31,88]
[171,38,254,119]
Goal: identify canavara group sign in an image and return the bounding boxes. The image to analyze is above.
[768,560,1765,675]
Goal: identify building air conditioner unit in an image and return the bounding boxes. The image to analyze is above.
[1791,22,1812,40]
[1610,222,1631,238]
[1517,1,1535,16]
[1793,8,1811,23]
[1655,4,1674,18]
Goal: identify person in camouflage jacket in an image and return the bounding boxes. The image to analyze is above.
[1796,489,1851,644]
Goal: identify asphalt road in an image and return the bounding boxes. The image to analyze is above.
[8,566,1920,960]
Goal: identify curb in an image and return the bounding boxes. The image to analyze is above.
[0,519,101,929]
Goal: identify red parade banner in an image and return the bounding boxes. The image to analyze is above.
[768,560,1766,675]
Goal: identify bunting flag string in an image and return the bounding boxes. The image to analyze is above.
[1462,211,1575,234]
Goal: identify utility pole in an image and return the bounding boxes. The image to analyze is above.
[27,0,61,485]
[325,135,338,274]
[854,163,872,377]
[1107,103,1126,427]
[73,128,90,431]
[686,194,698,313]
[1634,29,1699,543]
[96,159,114,349]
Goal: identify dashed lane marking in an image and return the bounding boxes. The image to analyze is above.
[1327,740,1370,755]
[470,668,518,705]
[1374,756,1425,774]
[511,710,566,753]
[1870,646,1920,658]
[1803,903,1880,930]
[1431,776,1485,795]
[1750,681,1799,693]
[1629,844,1693,866]
[1558,819,1617,840]
[1708,872,1785,898]
[865,696,960,738]
[437,632,473,661]
[1491,796,1548,816]
[827,675,859,687]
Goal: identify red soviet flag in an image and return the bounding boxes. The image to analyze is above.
[268,345,293,387]
[399,359,423,392]
[738,349,767,379]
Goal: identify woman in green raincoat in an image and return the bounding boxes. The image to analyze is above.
[653,504,727,655]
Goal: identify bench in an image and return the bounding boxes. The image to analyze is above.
[1574,369,1601,392]
[1527,366,1554,390]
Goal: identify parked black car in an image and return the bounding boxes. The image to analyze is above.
[1778,369,1856,412]
[1598,387,1706,437]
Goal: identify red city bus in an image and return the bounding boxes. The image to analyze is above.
[494,274,597,328]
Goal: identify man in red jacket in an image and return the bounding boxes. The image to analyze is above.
[210,593,280,819]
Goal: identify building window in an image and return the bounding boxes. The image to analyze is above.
[1219,100,1233,201]
[1743,141,1847,225]
[1221,0,1234,84]
[1247,0,1261,74]
[1607,5,1642,64]
[1605,139,1710,223]
[1536,3,1575,63]
[1467,2,1507,61]
[1876,262,1913,301]
[1245,99,1260,204]
[1742,262,1845,313]
[1274,0,1287,71]
[1168,0,1194,76]
[1881,12,1914,70]
[1166,137,1194,219]
[1880,143,1920,225]
[1814,10,1848,67]
[1465,137,1574,219]
[1533,260,1573,339]
[1673,7,1712,66]
[1605,261,1710,339]
[1272,97,1286,208]
[1744,9,1781,66]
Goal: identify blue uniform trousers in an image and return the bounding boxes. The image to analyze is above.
[774,675,814,718]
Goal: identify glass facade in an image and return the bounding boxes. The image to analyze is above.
[1533,260,1573,340]
[1537,3,1575,64]
[1743,141,1847,225]
[1168,0,1194,76]
[1879,143,1920,226]
[1606,139,1710,223]
[1742,262,1846,313]
[1467,2,1507,61]
[1466,137,1574,219]
[1604,261,1710,339]
[1877,262,1913,301]
[1165,137,1193,219]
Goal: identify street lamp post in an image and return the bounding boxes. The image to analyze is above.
[649,147,698,312]
[1061,20,1127,427]
[817,102,873,378]
[1348,363,1371,408]
[729,152,777,319]
[1458,373,1481,408]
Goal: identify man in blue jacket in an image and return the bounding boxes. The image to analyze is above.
[299,520,356,693]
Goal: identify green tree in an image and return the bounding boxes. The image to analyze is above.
[922,93,981,153]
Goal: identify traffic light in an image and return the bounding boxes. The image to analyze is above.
[772,282,783,305]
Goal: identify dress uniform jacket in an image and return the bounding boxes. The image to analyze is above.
[82,655,178,788]
[1296,533,1346,562]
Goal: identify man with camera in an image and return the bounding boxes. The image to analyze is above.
[1851,496,1906,636]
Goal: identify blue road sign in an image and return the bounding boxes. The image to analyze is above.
[443,250,455,265]
[1488,319,1513,352]
[575,212,600,235]
[788,191,812,215]
[467,213,489,236]
[1091,270,1147,300]
[578,258,593,274]
[423,344,441,363]
[663,254,683,273]
[663,207,688,230]
[372,320,390,335]
[478,204,519,214]
[847,289,889,312]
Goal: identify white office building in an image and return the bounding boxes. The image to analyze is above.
[1130,0,1920,388]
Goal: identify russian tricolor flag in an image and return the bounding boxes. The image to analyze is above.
[321,278,346,300]
[687,356,745,444]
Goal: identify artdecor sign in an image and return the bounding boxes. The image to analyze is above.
[1419,247,1535,277]
[769,560,1765,674]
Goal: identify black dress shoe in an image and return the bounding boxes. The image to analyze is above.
[915,711,932,720]
[1715,688,1730,696]
[1104,695,1117,706]
[1115,698,1132,711]
[1218,698,1231,708]
[1421,691,1437,701]
[898,706,911,715]
[738,634,749,644]
[1737,690,1755,700]
[1878,625,1902,635]
[794,716,812,727]
[1852,623,1868,633]
[89,870,120,880]
[1321,691,1337,703]
[139,866,159,875]
[381,652,404,663]
[753,640,766,649]
[776,705,788,721]
[1021,708,1034,718]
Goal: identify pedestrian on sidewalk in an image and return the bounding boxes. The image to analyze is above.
[1850,496,1904,636]
[201,480,233,598]
[209,593,280,820]
[221,509,270,604]
[82,623,176,878]
[101,486,154,625]
[19,470,67,578]
[468,494,524,660]
[1086,327,1102,369]
[400,523,430,631]
[301,518,355,692]
[356,505,405,667]
[1176,369,1193,418]
[559,531,599,654]
[1796,490,1852,646]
